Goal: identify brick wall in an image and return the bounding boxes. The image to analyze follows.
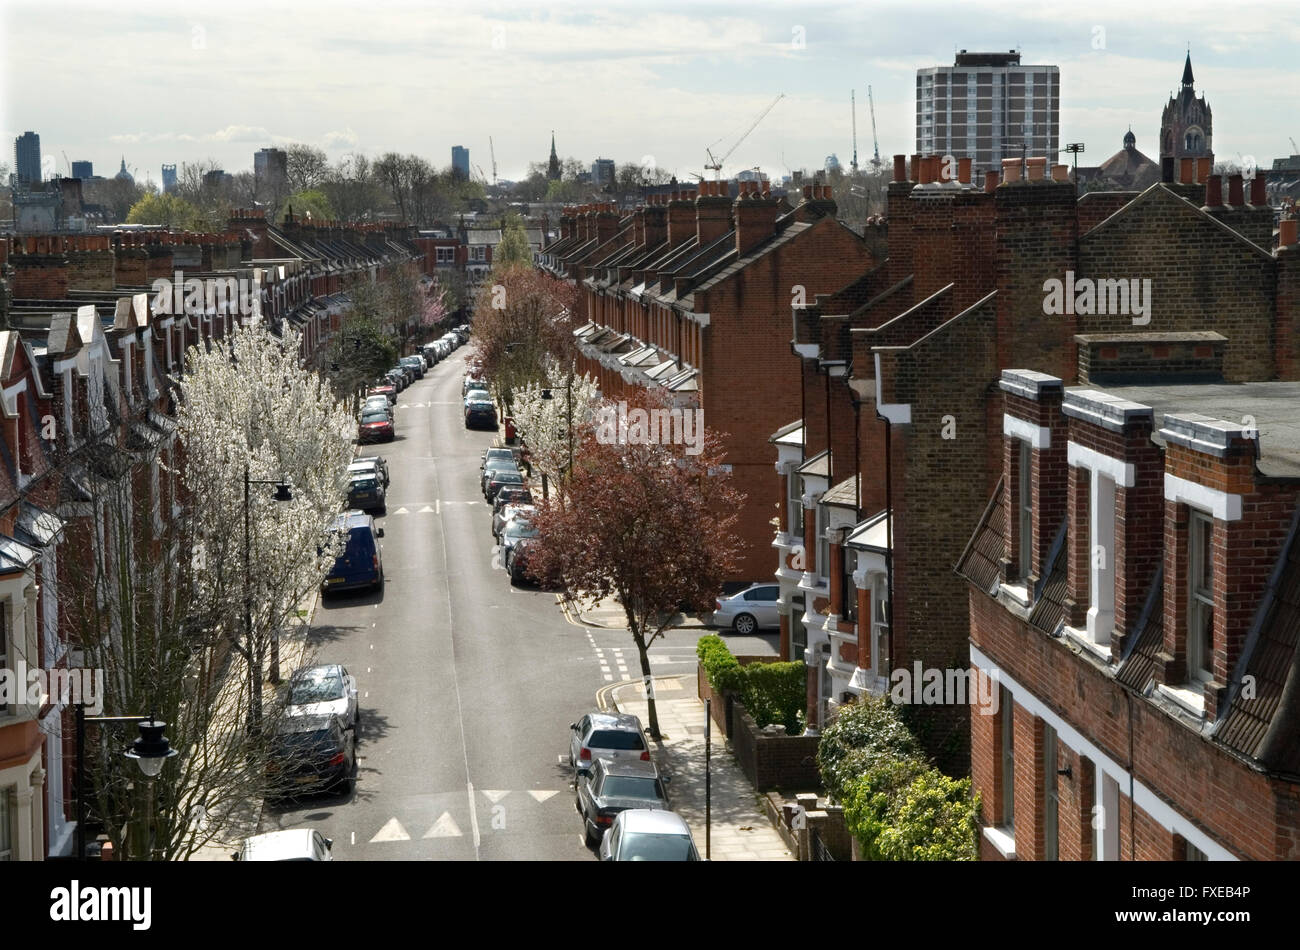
[730,701,822,791]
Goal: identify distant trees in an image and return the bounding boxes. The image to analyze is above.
[126,193,206,231]
[494,213,533,267]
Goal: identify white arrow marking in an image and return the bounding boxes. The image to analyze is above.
[423,812,463,838]
[418,506,434,513]
[481,789,510,803]
[370,818,410,842]
[392,507,409,514]
[528,790,559,803]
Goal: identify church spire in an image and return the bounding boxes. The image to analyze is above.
[1182,51,1194,87]
[547,130,560,181]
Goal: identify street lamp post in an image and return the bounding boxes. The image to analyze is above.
[244,465,294,724]
[75,712,177,860]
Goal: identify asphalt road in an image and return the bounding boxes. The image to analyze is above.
[259,345,775,860]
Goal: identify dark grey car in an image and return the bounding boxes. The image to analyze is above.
[575,757,670,845]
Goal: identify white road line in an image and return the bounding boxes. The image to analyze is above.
[436,499,440,514]
[351,831,355,846]
[466,782,481,849]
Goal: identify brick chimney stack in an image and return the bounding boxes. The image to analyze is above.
[734,180,779,257]
[642,198,667,248]
[1228,173,1245,207]
[595,203,618,244]
[667,190,697,247]
[695,180,733,246]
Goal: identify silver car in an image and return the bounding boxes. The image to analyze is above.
[576,758,670,846]
[598,809,700,861]
[285,664,359,729]
[234,829,333,861]
[710,583,781,635]
[568,711,649,775]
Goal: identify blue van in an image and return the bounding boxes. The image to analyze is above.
[321,511,384,595]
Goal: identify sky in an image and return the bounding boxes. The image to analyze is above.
[2,0,1297,188]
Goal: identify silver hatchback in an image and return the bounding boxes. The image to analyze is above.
[568,711,649,775]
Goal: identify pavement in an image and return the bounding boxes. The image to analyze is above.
[605,675,794,861]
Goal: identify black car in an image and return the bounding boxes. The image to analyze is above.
[346,474,386,513]
[575,758,670,846]
[481,459,519,495]
[266,714,356,802]
[485,469,524,503]
[492,485,534,515]
[465,398,497,430]
[400,356,425,379]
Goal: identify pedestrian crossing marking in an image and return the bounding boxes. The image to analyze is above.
[481,789,510,803]
[370,818,410,842]
[528,790,559,803]
[423,812,463,838]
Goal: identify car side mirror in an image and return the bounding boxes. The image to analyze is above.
[662,775,672,784]
[230,851,240,861]
[376,527,384,538]
[569,723,579,731]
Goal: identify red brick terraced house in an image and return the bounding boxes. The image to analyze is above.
[0,218,424,858]
[768,151,1298,776]
[956,370,1300,860]
[539,181,878,581]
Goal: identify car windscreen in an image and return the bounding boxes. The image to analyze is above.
[599,776,661,800]
[350,477,379,491]
[505,522,537,540]
[290,671,343,704]
[343,527,374,559]
[495,472,523,484]
[361,412,389,423]
[271,727,335,757]
[620,832,694,861]
[589,730,646,751]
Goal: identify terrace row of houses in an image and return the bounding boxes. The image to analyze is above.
[0,214,421,860]
[538,152,1300,860]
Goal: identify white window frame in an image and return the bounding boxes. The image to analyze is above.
[816,507,829,584]
[870,573,889,679]
[0,606,7,717]
[842,546,857,623]
[1187,510,1215,684]
[787,471,803,536]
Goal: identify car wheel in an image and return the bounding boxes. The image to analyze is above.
[584,820,598,848]
[733,612,758,635]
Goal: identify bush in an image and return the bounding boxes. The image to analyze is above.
[817,694,922,801]
[695,636,805,733]
[843,762,980,861]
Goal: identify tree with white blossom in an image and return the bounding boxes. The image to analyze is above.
[175,321,355,731]
[509,355,600,497]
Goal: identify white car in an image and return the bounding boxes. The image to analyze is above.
[285,664,359,729]
[710,584,781,635]
[493,503,536,541]
[598,809,700,861]
[233,828,333,861]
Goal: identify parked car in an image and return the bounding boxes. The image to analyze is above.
[481,458,518,495]
[369,383,397,405]
[481,446,515,472]
[392,364,414,386]
[400,355,424,379]
[484,468,524,503]
[493,502,530,540]
[576,758,671,845]
[233,829,333,862]
[463,386,490,408]
[499,513,538,561]
[358,408,395,443]
[285,663,359,729]
[321,511,384,594]
[463,376,488,397]
[598,809,700,861]
[384,370,406,392]
[568,711,649,775]
[709,583,781,635]
[346,472,386,512]
[348,456,390,487]
[422,344,440,366]
[492,485,534,517]
[505,537,559,588]
[465,397,497,430]
[266,713,356,800]
[363,395,394,419]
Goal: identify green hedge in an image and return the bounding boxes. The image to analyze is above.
[696,635,805,734]
[842,763,980,861]
[816,693,922,801]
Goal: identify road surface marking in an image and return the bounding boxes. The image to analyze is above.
[528,790,559,803]
[370,818,410,842]
[423,813,464,838]
[466,782,481,848]
[392,507,409,514]
[481,789,510,803]
[350,832,355,846]
[436,499,440,514]
[418,506,434,513]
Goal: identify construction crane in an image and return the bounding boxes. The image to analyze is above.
[850,91,859,173]
[868,86,882,169]
[489,136,498,186]
[473,163,490,186]
[62,150,71,176]
[1291,136,1299,155]
[705,93,785,180]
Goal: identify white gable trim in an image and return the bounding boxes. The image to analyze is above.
[1004,413,1051,450]
[1164,473,1243,522]
[1067,441,1135,488]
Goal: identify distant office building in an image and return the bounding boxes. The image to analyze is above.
[70,160,93,179]
[14,131,41,184]
[161,163,177,192]
[203,169,232,188]
[916,49,1060,178]
[591,157,615,188]
[825,154,841,174]
[452,145,470,179]
[736,168,769,183]
[255,147,287,191]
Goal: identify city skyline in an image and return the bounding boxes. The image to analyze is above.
[3,0,1297,188]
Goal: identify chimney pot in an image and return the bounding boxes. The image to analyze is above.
[802,184,813,200]
[893,154,907,182]
[1051,164,1069,183]
[1205,174,1223,207]
[910,154,921,182]
[1001,158,1022,184]
[1280,218,1298,248]
[1228,173,1245,207]
[1026,157,1047,182]
[958,157,972,184]
[985,170,999,193]
[1250,175,1266,206]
